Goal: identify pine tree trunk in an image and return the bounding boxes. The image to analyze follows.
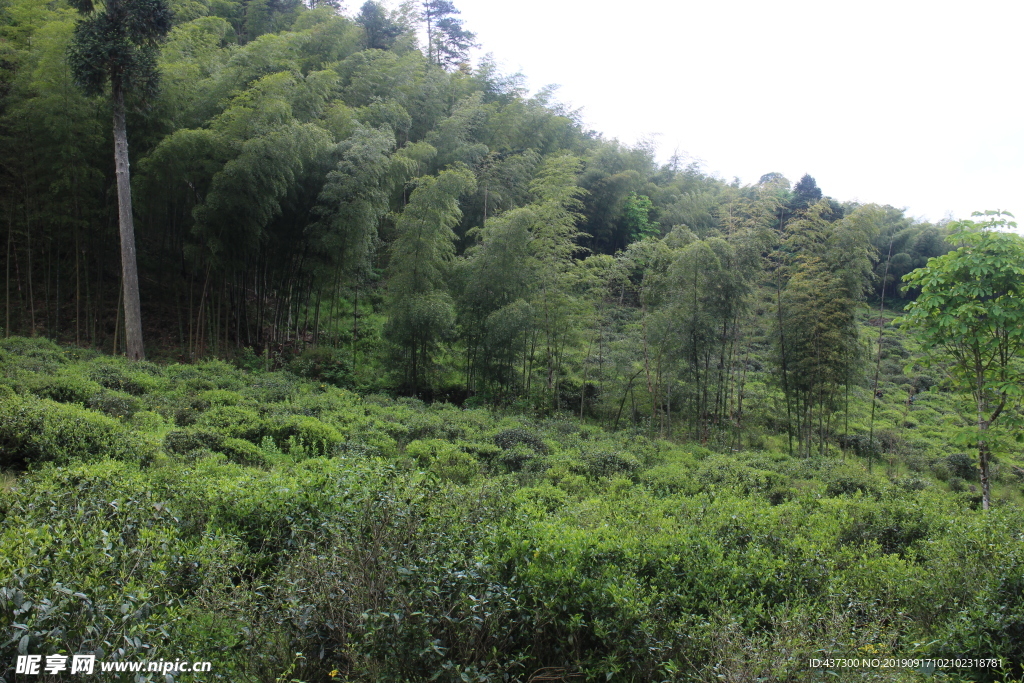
[112,77,145,360]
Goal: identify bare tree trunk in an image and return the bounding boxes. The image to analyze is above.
[112,77,145,360]
[5,206,11,337]
[112,278,123,356]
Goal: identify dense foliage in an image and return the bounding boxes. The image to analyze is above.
[0,338,1023,682]
[2,1,1023,681]
[0,0,955,423]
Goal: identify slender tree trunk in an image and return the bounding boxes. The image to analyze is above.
[352,282,359,375]
[5,206,11,337]
[775,272,793,457]
[112,278,123,356]
[614,369,643,431]
[978,416,991,511]
[112,76,145,360]
[24,190,35,336]
[975,360,999,511]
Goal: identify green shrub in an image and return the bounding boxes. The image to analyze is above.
[820,461,878,497]
[287,346,352,387]
[462,441,502,462]
[639,463,698,496]
[29,371,102,404]
[219,437,268,467]
[583,450,640,478]
[696,455,785,495]
[948,476,968,493]
[276,415,343,457]
[0,394,151,468]
[892,476,931,492]
[129,410,166,432]
[404,439,461,467]
[946,453,976,480]
[499,444,535,472]
[428,449,480,484]
[88,361,159,395]
[164,429,225,456]
[195,405,270,442]
[0,336,67,373]
[494,428,547,454]
[197,389,247,407]
[244,373,300,402]
[88,389,141,419]
[344,430,397,457]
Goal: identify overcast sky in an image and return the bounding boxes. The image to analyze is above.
[442,0,1021,224]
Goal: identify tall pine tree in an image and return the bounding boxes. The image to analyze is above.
[68,0,172,360]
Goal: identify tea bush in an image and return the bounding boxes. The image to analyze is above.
[88,360,161,395]
[87,388,141,419]
[1,338,1023,682]
[287,346,352,387]
[0,394,153,469]
[27,370,102,404]
[275,415,343,457]
[195,405,271,442]
[494,427,548,454]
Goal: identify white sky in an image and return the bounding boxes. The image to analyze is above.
[442,0,1022,224]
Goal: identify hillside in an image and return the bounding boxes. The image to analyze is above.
[2,0,1024,681]
[1,337,1023,681]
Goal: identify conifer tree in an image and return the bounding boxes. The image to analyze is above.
[68,0,173,360]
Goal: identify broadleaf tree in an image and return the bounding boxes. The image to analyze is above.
[900,211,1024,509]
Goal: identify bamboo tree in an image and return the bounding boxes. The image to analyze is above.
[385,164,476,394]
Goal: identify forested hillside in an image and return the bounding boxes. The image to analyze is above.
[2,1,1024,681]
[0,0,955,429]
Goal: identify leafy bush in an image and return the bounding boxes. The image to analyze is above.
[820,461,878,497]
[196,389,247,407]
[195,405,270,442]
[244,373,300,402]
[275,415,343,457]
[696,455,785,495]
[287,346,352,387]
[948,476,968,493]
[428,449,480,484]
[0,394,152,468]
[946,452,976,480]
[0,336,67,373]
[405,439,461,467]
[129,410,166,432]
[219,437,268,467]
[493,428,547,454]
[88,361,159,395]
[583,449,640,478]
[28,371,102,404]
[88,389,141,419]
[892,476,931,492]
[498,444,535,472]
[164,429,225,456]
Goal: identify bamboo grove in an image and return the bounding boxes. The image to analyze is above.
[0,0,960,455]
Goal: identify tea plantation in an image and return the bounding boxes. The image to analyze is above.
[1,337,1022,682]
